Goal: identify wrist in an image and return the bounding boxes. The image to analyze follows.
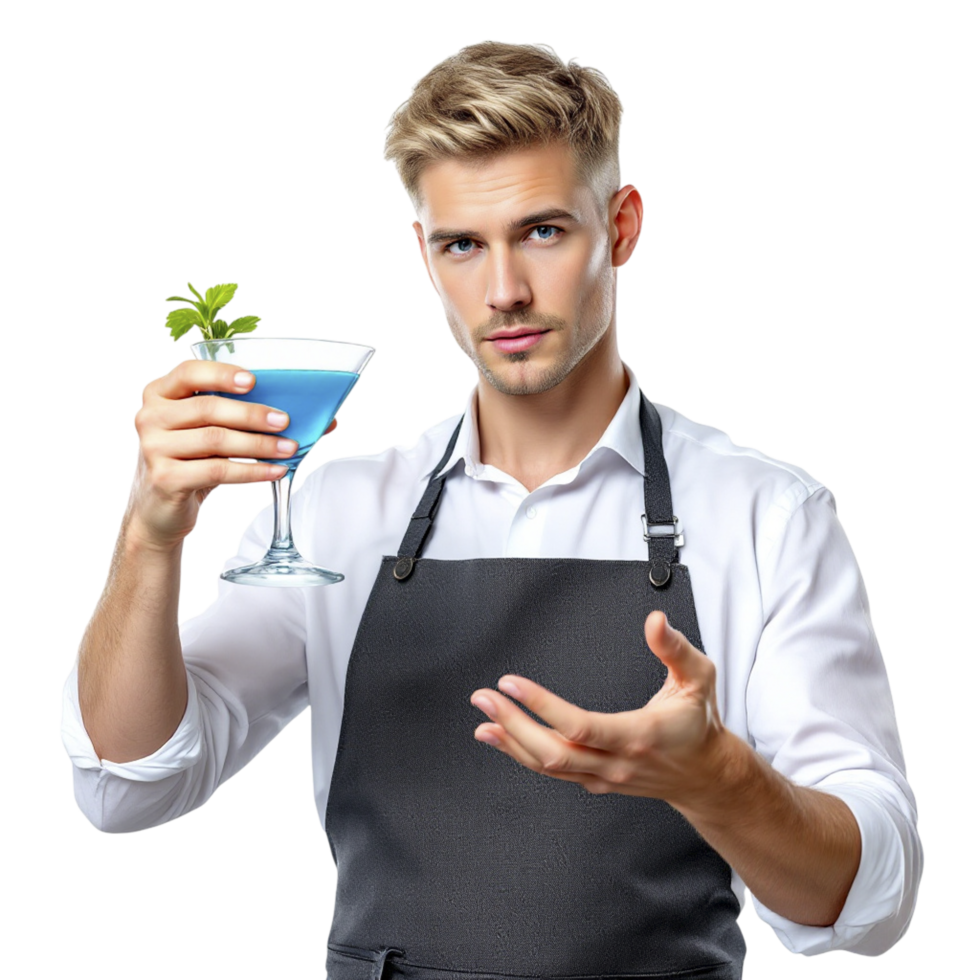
[122,509,186,561]
[670,728,764,827]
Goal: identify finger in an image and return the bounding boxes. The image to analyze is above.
[146,456,288,494]
[473,722,550,773]
[139,397,289,446]
[473,718,624,793]
[471,688,616,776]
[135,397,290,471]
[146,361,254,401]
[143,393,291,435]
[146,426,298,462]
[493,675,637,754]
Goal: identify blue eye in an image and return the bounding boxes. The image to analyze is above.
[529,225,560,241]
[446,239,476,255]
[443,225,563,256]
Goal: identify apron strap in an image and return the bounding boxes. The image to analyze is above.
[639,394,679,587]
[394,395,678,587]
[393,416,464,580]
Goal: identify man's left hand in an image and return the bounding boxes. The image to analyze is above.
[469,610,736,809]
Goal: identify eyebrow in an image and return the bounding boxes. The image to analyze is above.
[426,208,581,246]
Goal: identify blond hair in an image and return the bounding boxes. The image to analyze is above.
[385,42,623,208]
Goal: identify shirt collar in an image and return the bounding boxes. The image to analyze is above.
[427,364,646,483]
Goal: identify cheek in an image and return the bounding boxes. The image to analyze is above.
[432,262,480,314]
[586,234,611,283]
[536,240,608,308]
[564,244,615,331]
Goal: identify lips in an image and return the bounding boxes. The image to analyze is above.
[487,329,548,340]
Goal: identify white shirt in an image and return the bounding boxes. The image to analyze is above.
[62,366,921,958]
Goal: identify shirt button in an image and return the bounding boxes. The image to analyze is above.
[525,505,537,520]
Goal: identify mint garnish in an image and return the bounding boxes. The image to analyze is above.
[165,282,260,341]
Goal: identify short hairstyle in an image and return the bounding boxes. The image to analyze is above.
[385,42,623,209]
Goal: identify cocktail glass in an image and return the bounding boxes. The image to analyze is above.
[192,337,374,586]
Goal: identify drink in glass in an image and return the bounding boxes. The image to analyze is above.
[192,338,374,586]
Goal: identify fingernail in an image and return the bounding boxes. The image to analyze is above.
[498,679,520,698]
[234,371,253,389]
[471,695,497,719]
[267,411,289,428]
[277,439,296,454]
[476,730,501,746]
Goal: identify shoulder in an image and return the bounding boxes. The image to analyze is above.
[653,402,831,557]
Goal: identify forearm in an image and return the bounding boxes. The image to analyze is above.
[672,730,861,927]
[77,512,189,764]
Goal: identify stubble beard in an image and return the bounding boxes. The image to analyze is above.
[451,289,615,397]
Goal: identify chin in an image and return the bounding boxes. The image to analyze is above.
[479,356,572,396]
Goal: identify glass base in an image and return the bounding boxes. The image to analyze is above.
[220,547,344,587]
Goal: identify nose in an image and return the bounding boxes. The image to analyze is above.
[485,247,531,313]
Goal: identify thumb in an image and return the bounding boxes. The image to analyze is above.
[645,609,677,644]
[644,609,684,664]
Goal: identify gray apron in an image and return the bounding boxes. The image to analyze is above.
[324,395,745,979]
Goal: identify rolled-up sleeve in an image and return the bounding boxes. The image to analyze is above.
[747,485,922,954]
[62,506,310,833]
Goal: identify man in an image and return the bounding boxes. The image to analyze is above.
[64,42,921,978]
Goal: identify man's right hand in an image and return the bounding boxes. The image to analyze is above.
[129,360,311,550]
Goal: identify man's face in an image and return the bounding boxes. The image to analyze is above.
[413,144,620,396]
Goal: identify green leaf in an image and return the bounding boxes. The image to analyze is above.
[166,295,196,304]
[188,283,205,304]
[166,307,204,340]
[227,316,260,336]
[211,319,229,339]
[205,283,238,318]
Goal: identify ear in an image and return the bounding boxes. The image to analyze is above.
[412,221,438,306]
[608,185,643,268]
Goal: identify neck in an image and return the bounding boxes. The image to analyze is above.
[475,328,628,493]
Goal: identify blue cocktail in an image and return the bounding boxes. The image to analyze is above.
[192,339,374,586]
[224,369,360,467]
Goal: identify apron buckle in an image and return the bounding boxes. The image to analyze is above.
[642,515,679,588]
[641,514,683,546]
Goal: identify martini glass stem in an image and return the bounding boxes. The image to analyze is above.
[270,467,298,553]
